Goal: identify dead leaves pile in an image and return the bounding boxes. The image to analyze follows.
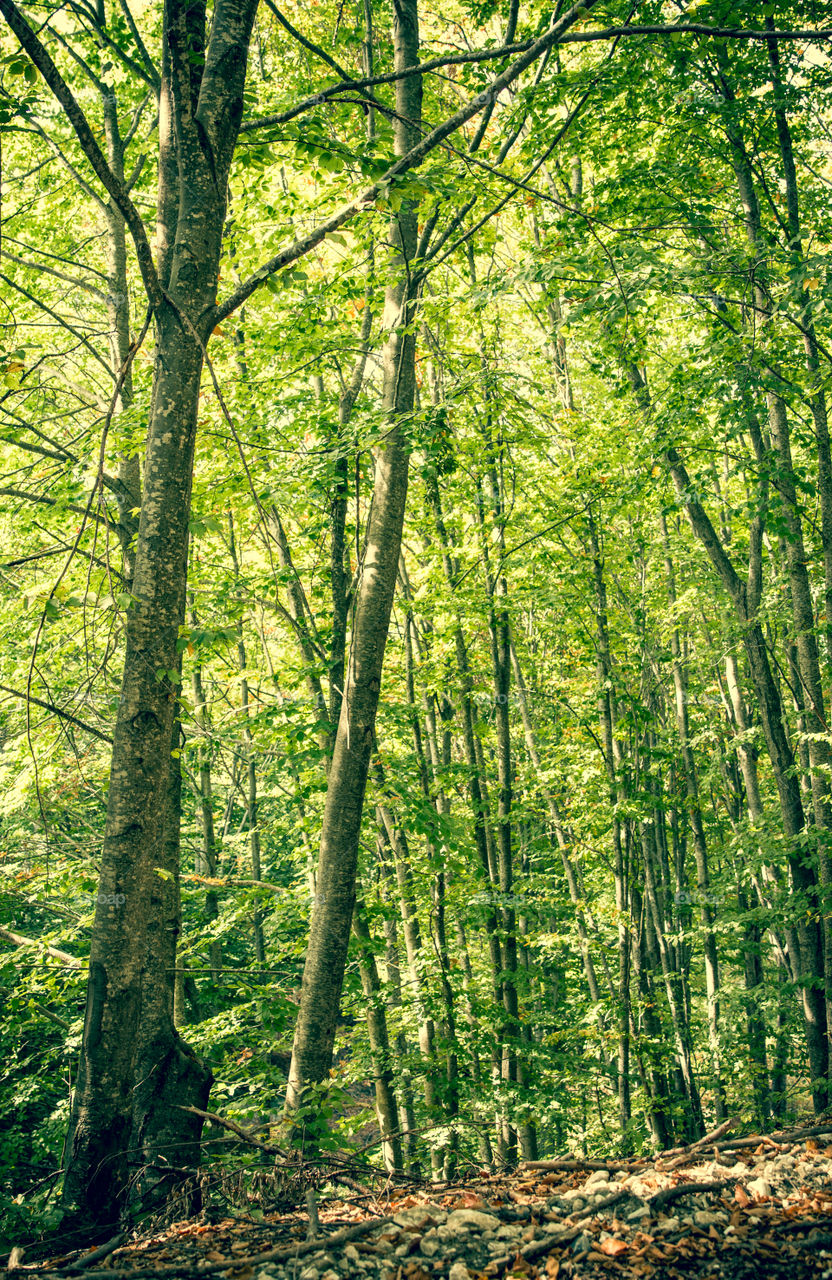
[18,1126,832,1280]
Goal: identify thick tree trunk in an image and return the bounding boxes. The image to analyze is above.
[60,0,260,1223]
[62,314,207,1227]
[129,713,213,1211]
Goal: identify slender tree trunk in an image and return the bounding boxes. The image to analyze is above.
[285,0,422,1126]
[661,516,723,1121]
[228,517,266,964]
[353,898,403,1171]
[375,781,443,1176]
[376,840,420,1173]
[713,45,831,1105]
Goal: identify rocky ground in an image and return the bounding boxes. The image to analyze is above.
[11,1122,832,1280]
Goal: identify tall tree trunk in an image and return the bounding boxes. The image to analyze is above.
[375,780,443,1176]
[285,0,422,1126]
[129,710,213,1211]
[353,897,403,1171]
[713,43,831,1105]
[661,515,724,1121]
[59,0,260,1224]
[628,360,829,1104]
[228,516,266,964]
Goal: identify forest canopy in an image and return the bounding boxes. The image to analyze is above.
[1,0,832,1250]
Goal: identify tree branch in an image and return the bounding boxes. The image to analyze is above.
[218,0,603,321]
[0,682,113,743]
[0,0,162,306]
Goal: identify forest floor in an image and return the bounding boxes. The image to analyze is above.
[13,1121,832,1280]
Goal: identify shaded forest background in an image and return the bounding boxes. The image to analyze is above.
[1,0,832,1249]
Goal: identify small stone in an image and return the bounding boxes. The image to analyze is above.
[747,1177,772,1200]
[343,1246,360,1265]
[448,1265,471,1280]
[420,1239,441,1257]
[569,1197,586,1213]
[299,1268,318,1280]
[571,1231,592,1256]
[585,1169,610,1187]
[627,1205,650,1222]
[321,1272,340,1280]
[693,1211,720,1227]
[446,1209,501,1232]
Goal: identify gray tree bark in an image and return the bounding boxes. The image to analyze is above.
[285,0,423,1126]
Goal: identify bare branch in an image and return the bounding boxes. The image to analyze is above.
[0,682,113,743]
[0,0,162,306]
[218,0,604,321]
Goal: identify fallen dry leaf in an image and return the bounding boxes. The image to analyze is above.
[600,1238,628,1256]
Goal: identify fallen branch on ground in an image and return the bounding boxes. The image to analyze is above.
[648,1179,735,1211]
[660,1117,736,1162]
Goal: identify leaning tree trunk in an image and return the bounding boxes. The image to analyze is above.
[284,0,422,1124]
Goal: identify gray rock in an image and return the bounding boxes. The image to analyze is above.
[446,1209,501,1232]
[343,1246,361,1265]
[420,1238,441,1258]
[627,1205,650,1222]
[393,1208,434,1228]
[448,1265,471,1280]
[746,1177,772,1200]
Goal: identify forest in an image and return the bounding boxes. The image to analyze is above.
[2,0,832,1268]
